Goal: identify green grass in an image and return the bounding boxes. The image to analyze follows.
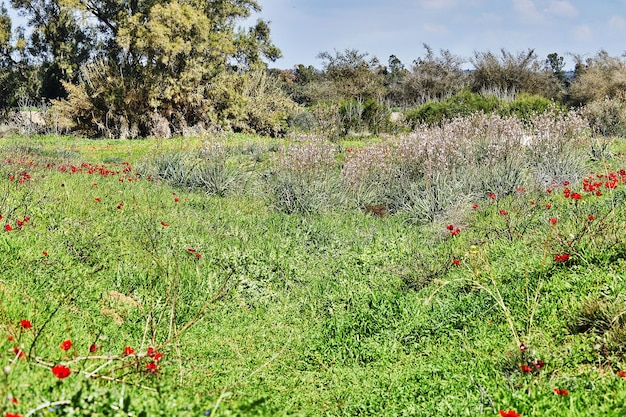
[0,132,625,416]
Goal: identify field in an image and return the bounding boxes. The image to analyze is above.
[1,113,626,416]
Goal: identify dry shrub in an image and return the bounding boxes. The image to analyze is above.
[267,141,344,214]
[340,109,590,221]
[470,49,559,98]
[582,97,626,137]
[570,51,626,105]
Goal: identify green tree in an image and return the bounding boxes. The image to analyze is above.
[0,4,37,111]
[546,52,569,86]
[12,0,94,99]
[26,0,290,136]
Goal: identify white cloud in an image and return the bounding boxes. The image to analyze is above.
[547,1,578,18]
[423,23,449,34]
[609,15,626,31]
[574,24,592,41]
[419,0,458,10]
[513,0,544,23]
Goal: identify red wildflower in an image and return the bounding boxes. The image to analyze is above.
[554,253,570,262]
[195,253,202,259]
[549,217,557,225]
[499,209,508,216]
[51,364,71,379]
[174,198,179,203]
[553,388,569,396]
[452,259,461,266]
[89,344,97,353]
[521,365,533,373]
[60,339,72,351]
[13,347,24,359]
[43,251,48,257]
[154,352,163,361]
[488,193,496,200]
[160,221,168,227]
[472,203,479,210]
[446,224,454,231]
[147,347,155,357]
[187,248,196,253]
[6,412,23,417]
[546,188,553,193]
[617,370,626,378]
[571,193,581,200]
[4,224,12,232]
[117,203,124,210]
[11,396,18,404]
[20,320,32,329]
[499,410,521,417]
[94,197,101,203]
[588,215,595,221]
[16,219,23,227]
[124,346,135,356]
[545,204,551,209]
[563,181,570,186]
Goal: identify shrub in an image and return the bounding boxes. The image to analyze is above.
[582,97,626,137]
[267,141,344,213]
[398,45,469,106]
[570,51,626,105]
[470,48,560,98]
[404,91,501,127]
[500,93,560,121]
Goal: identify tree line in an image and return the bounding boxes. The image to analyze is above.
[1,0,625,138]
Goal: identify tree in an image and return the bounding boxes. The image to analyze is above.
[317,49,386,101]
[400,45,467,105]
[12,0,94,99]
[545,52,569,86]
[569,50,626,105]
[0,4,37,111]
[470,48,559,98]
[14,0,289,136]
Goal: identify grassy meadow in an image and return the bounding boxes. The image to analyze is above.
[1,112,626,416]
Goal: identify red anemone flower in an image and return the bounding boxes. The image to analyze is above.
[553,387,569,396]
[51,364,71,379]
[20,320,32,329]
[499,410,521,417]
[60,339,72,351]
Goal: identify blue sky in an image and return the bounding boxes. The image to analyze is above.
[248,0,626,69]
